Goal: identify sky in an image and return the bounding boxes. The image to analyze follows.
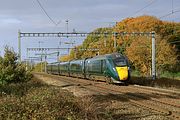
[0,0,179,62]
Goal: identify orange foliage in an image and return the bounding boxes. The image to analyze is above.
[126,36,177,76]
[59,55,71,62]
[126,36,151,76]
[59,15,179,77]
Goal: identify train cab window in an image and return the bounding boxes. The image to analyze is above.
[113,58,127,67]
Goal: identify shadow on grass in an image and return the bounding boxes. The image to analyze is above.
[91,90,179,105]
[81,92,176,120]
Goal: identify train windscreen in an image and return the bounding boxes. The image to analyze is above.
[113,57,127,67]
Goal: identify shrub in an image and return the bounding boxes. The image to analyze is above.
[0,46,32,85]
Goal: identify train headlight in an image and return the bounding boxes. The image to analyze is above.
[113,68,116,72]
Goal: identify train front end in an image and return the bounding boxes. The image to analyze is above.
[107,53,130,83]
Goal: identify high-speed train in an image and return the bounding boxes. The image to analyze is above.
[47,53,131,84]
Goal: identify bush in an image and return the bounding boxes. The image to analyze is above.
[0,46,32,85]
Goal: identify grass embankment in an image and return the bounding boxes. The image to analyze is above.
[131,70,180,80]
[130,70,180,89]
[130,77,180,90]
[0,77,108,120]
[160,72,180,80]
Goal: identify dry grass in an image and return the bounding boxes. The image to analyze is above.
[0,77,111,120]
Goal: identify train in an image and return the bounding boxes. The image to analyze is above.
[47,53,131,84]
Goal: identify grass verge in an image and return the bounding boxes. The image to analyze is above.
[130,76,180,90]
[0,77,108,120]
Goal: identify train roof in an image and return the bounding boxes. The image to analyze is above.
[48,62,59,64]
[48,53,126,64]
[86,53,125,60]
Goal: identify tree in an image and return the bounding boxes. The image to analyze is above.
[125,36,177,76]
[59,55,71,62]
[0,46,32,85]
[55,15,180,76]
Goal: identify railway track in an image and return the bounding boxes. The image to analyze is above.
[132,85,180,95]
[93,84,180,120]
[34,73,180,120]
[127,85,180,109]
[131,85,180,101]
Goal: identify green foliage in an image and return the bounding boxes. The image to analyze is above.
[82,28,112,48]
[0,46,32,85]
[160,71,180,80]
[67,27,114,60]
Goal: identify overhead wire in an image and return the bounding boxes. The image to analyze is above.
[130,0,179,20]
[103,0,157,27]
[122,0,158,27]
[159,0,180,19]
[35,0,61,26]
[132,0,157,17]
[125,0,180,29]
[159,9,180,19]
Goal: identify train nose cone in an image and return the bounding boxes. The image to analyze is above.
[116,67,128,80]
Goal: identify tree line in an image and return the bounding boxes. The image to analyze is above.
[60,15,180,76]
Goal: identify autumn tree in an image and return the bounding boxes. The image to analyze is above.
[126,36,177,76]
[114,15,179,76]
[64,27,114,60]
[156,37,178,73]
[59,55,71,62]
[57,15,180,77]
[125,36,151,76]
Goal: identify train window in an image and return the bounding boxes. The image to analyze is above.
[87,60,101,73]
[102,60,106,72]
[113,58,127,67]
[71,63,81,71]
[115,54,121,58]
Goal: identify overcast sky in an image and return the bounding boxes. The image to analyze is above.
[0,0,179,61]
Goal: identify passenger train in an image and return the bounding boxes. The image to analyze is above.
[47,53,131,84]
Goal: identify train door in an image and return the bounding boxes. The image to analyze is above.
[82,59,86,78]
[101,60,106,73]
